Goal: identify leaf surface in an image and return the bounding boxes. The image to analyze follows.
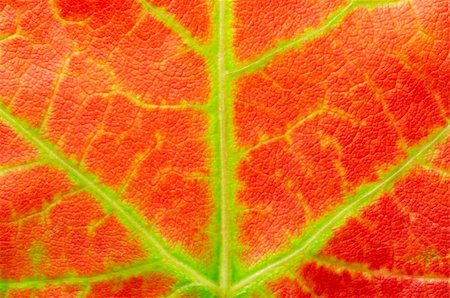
[0,0,449,297]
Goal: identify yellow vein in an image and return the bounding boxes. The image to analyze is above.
[0,261,154,289]
[0,102,218,293]
[137,0,209,57]
[39,52,74,132]
[231,123,450,294]
[4,190,81,224]
[0,33,17,42]
[110,90,207,111]
[91,59,207,112]
[0,159,47,177]
[242,109,325,157]
[311,255,450,283]
[419,163,450,177]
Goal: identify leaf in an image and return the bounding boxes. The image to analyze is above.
[0,0,448,297]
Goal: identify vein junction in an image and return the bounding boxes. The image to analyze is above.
[0,0,441,296]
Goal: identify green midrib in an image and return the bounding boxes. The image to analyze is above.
[217,0,230,292]
[212,0,235,295]
[0,0,436,296]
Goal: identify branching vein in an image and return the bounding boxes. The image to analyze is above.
[231,123,450,294]
[137,0,210,57]
[0,102,218,293]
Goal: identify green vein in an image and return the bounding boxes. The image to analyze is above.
[0,102,218,294]
[1,0,442,296]
[231,123,450,295]
[137,0,209,57]
[207,0,241,295]
[0,261,154,290]
[228,0,404,77]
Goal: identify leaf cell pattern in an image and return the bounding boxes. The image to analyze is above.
[0,0,449,297]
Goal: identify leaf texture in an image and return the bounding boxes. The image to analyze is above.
[0,0,449,297]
